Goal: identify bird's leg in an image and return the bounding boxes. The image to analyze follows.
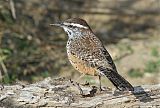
[69,73,85,96]
[69,79,84,95]
[98,75,103,91]
[75,82,84,95]
[75,73,85,82]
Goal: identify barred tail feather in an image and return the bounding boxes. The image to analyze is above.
[98,67,134,91]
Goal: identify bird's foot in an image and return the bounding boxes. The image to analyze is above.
[99,86,103,92]
[99,86,111,93]
[69,79,84,96]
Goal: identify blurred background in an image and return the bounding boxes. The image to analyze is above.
[0,0,160,87]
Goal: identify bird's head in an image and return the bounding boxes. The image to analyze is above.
[50,18,91,38]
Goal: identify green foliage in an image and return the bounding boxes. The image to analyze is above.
[128,69,143,78]
[2,74,17,84]
[144,60,160,73]
[151,47,159,57]
[118,43,134,53]
[84,75,91,82]
[0,9,14,24]
[127,45,134,53]
[30,71,50,82]
[10,34,33,51]
[84,76,96,84]
[0,48,12,61]
[41,71,50,78]
[0,48,12,84]
[129,59,160,78]
[144,47,160,73]
[2,74,10,84]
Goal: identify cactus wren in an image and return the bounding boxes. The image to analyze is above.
[51,18,134,91]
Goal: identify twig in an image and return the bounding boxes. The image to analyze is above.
[0,69,2,81]
[0,57,9,79]
[9,0,16,19]
[0,33,3,81]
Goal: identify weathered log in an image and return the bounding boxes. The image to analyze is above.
[0,77,160,108]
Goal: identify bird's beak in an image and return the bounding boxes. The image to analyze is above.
[50,22,63,27]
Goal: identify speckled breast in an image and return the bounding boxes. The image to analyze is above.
[66,39,97,76]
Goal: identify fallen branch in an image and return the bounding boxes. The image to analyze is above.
[0,77,160,108]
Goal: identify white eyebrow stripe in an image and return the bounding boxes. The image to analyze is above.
[63,22,88,29]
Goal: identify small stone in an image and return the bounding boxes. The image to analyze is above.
[0,94,8,101]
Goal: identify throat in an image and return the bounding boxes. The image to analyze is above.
[68,30,83,39]
[63,28,74,38]
[67,31,72,36]
[63,27,84,39]
[66,30,74,38]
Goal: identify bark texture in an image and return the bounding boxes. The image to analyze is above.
[0,77,160,108]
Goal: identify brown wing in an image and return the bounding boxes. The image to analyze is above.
[68,34,117,74]
[100,46,117,71]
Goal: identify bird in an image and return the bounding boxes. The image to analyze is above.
[50,18,134,91]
